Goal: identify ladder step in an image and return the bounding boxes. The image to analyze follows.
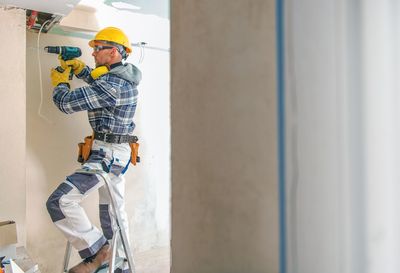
[94,257,126,273]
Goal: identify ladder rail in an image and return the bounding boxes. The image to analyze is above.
[62,241,72,273]
[108,227,119,273]
[103,174,136,273]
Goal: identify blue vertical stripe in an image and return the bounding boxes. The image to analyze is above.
[276,0,286,273]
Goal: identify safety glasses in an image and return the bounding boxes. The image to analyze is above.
[93,45,115,52]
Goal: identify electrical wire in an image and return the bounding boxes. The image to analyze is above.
[139,42,146,63]
[132,42,147,63]
[37,19,54,124]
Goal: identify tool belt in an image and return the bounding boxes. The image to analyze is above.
[77,132,140,165]
[77,135,93,164]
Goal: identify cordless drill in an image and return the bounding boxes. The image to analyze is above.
[44,46,82,80]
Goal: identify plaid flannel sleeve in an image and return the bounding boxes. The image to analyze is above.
[52,77,119,114]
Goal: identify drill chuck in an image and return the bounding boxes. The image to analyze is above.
[44,46,82,60]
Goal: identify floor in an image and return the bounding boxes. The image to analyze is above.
[17,245,170,273]
[135,246,170,273]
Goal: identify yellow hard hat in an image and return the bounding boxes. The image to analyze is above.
[89,27,132,53]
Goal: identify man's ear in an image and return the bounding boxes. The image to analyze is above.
[111,47,118,57]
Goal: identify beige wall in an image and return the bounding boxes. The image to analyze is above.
[171,1,279,272]
[0,7,26,246]
[26,33,93,273]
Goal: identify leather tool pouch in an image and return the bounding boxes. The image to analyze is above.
[129,142,140,165]
[77,135,93,163]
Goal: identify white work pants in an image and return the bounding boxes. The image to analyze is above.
[46,140,131,259]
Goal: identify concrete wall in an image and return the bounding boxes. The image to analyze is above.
[171,1,279,273]
[0,7,26,246]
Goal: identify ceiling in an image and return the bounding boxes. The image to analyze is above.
[0,0,81,15]
[0,0,169,33]
[81,0,169,19]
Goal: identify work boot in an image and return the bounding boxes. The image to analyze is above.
[68,244,110,273]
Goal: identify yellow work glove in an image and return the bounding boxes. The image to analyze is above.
[90,66,109,80]
[51,66,71,87]
[58,55,86,75]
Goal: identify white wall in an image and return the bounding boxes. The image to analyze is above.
[284,1,347,271]
[284,1,400,273]
[360,1,400,272]
[25,3,170,273]
[0,7,26,247]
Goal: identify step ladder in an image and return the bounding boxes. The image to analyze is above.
[62,170,136,273]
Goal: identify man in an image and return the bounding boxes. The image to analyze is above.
[46,27,141,273]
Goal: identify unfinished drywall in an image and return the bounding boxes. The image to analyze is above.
[171,1,279,272]
[0,7,26,246]
[25,5,170,272]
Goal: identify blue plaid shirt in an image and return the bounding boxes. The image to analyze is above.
[53,63,141,135]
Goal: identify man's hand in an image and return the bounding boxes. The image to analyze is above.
[90,66,109,80]
[58,55,85,75]
[51,66,72,87]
